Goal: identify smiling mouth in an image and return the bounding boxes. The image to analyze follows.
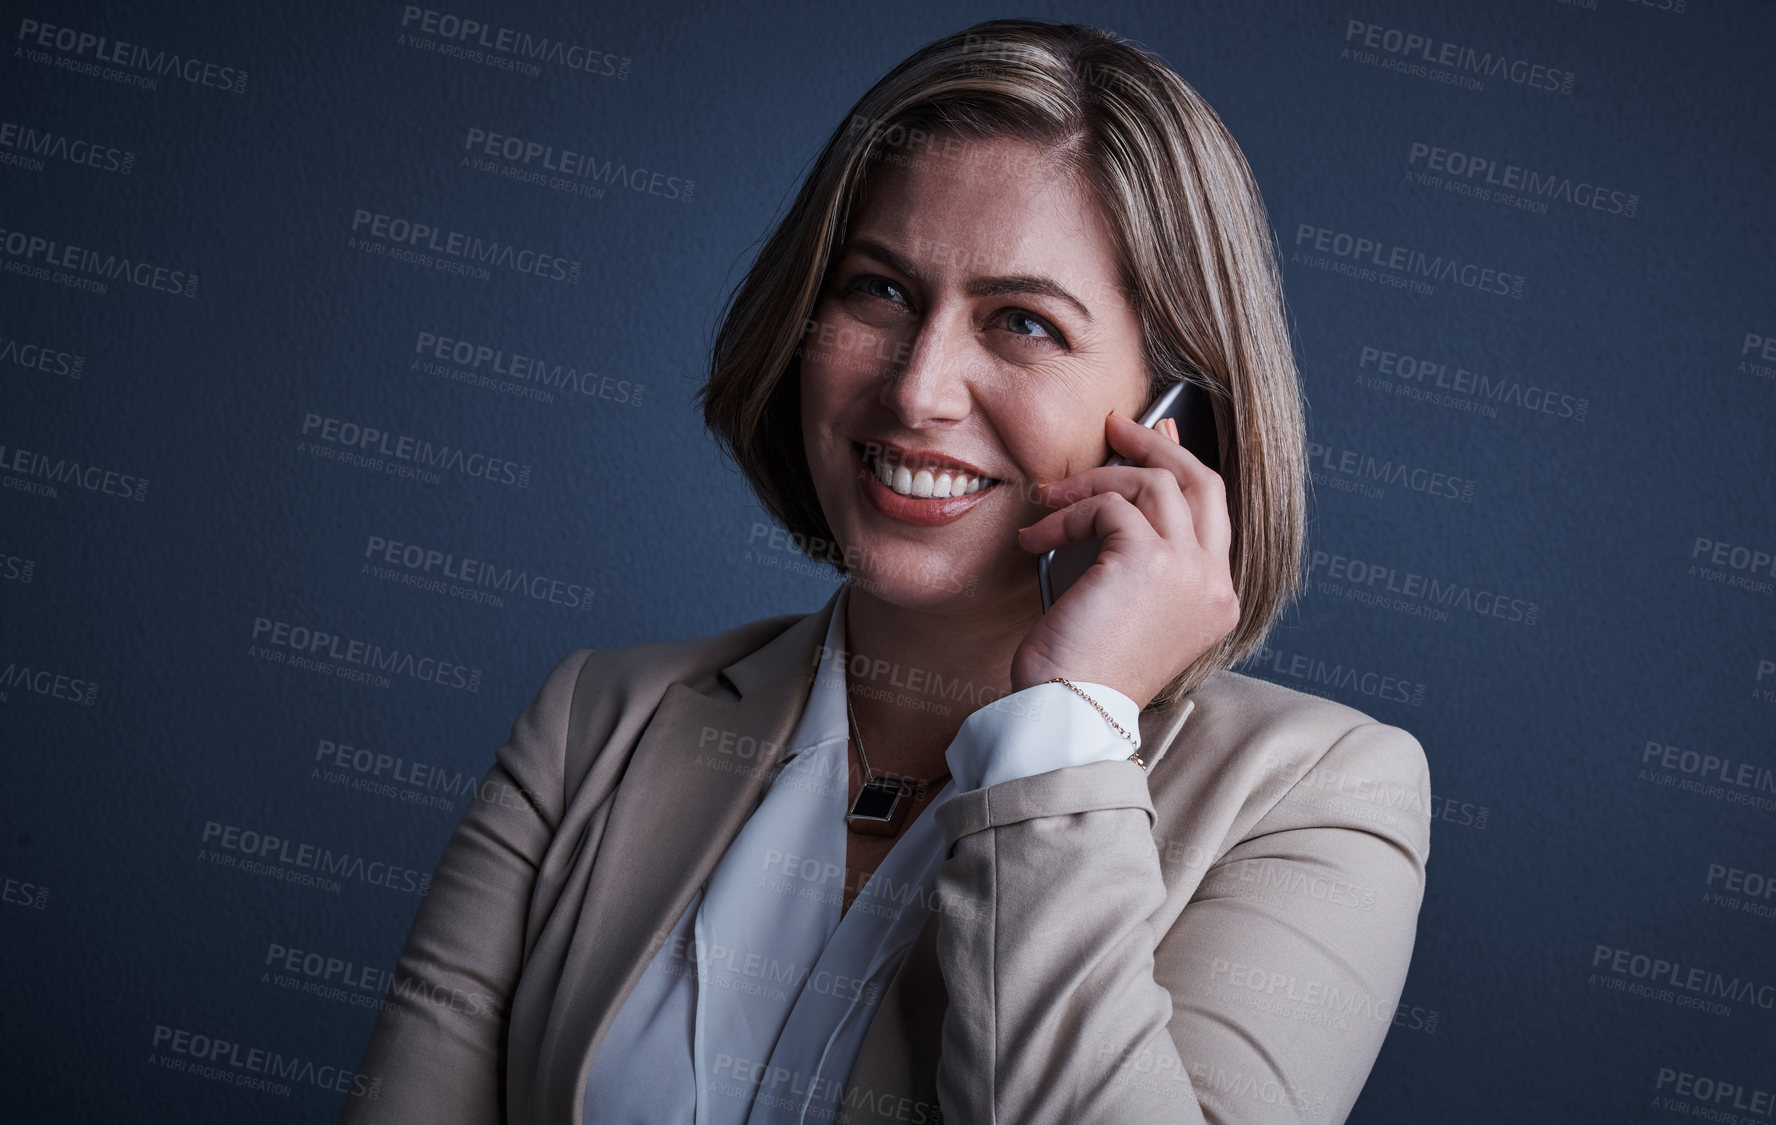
[857,443,1001,500]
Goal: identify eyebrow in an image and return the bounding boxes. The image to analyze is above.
[843,237,1096,324]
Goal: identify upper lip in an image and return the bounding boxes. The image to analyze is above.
[856,440,999,481]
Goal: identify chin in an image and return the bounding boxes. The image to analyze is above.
[839,535,1033,614]
[847,565,979,609]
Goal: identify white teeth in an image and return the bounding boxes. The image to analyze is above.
[866,448,994,499]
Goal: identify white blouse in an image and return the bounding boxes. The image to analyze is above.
[581,582,1142,1124]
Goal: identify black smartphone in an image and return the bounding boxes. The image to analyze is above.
[1037,378,1219,612]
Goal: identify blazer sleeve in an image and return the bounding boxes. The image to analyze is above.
[338,648,594,1125]
[930,714,1430,1125]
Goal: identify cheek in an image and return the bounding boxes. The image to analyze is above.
[1002,410,1109,486]
[990,358,1133,479]
[804,301,903,387]
[1059,423,1114,478]
[799,326,851,424]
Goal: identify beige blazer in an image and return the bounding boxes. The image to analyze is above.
[340,584,1431,1125]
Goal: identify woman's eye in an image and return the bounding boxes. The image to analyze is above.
[847,275,908,304]
[1002,310,1065,347]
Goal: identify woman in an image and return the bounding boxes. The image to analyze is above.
[342,18,1430,1125]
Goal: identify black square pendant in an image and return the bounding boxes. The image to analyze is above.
[846,777,912,836]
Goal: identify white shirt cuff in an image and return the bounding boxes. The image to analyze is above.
[944,681,1142,792]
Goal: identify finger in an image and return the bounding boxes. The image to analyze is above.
[1106,408,1215,479]
[1016,490,1156,556]
[1034,465,1197,545]
[1105,409,1232,554]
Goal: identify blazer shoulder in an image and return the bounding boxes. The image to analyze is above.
[512,610,802,718]
[1202,668,1426,773]
[568,608,808,702]
[1179,668,1404,744]
[1158,670,1432,851]
[499,608,815,810]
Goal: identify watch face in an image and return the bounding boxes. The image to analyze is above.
[849,778,902,821]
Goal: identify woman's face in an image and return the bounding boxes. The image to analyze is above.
[799,134,1150,613]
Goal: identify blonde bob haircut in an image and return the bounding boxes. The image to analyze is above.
[699,17,1307,710]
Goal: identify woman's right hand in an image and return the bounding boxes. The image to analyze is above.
[1010,408,1240,710]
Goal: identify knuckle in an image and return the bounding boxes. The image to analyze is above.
[1191,470,1227,501]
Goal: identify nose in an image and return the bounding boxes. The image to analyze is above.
[878,309,973,428]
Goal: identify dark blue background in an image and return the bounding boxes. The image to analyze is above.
[4,1,1773,1120]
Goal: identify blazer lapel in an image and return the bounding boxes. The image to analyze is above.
[538,585,845,1124]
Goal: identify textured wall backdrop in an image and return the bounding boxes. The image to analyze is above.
[3,0,1773,1120]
